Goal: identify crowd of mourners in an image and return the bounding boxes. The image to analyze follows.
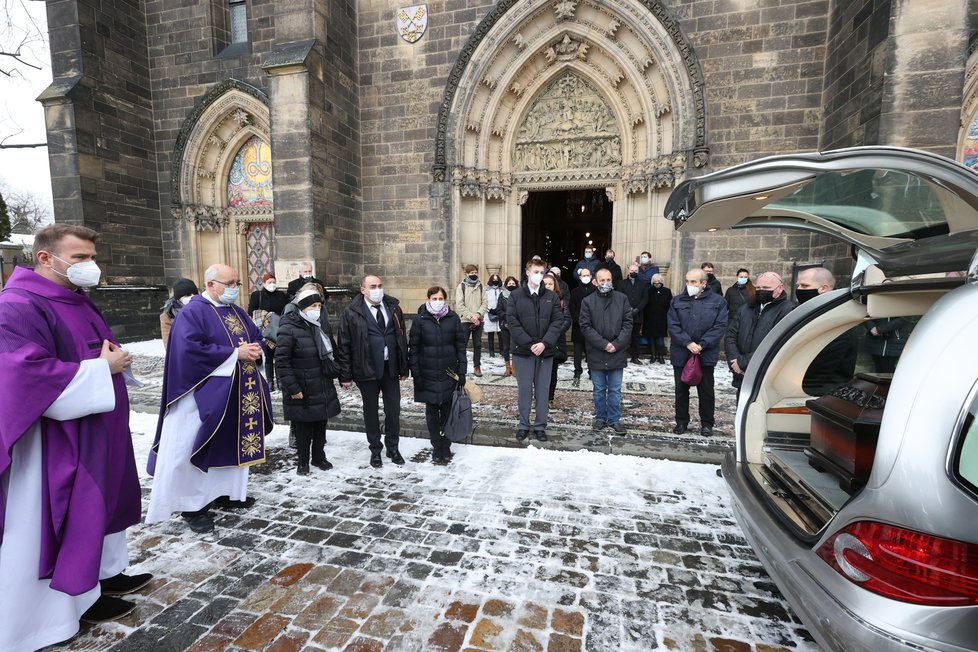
[1,224,913,650]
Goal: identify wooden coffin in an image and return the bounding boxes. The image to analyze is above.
[804,373,891,493]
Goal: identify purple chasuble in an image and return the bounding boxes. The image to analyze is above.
[0,266,140,596]
[148,295,271,474]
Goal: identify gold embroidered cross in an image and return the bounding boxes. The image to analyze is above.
[238,337,247,346]
[245,417,258,430]
[245,376,256,390]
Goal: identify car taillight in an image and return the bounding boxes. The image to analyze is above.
[816,521,978,606]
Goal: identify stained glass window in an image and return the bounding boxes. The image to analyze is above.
[963,114,978,171]
[227,135,273,208]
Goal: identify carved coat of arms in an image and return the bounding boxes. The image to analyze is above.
[397,4,428,44]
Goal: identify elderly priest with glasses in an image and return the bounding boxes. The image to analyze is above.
[146,263,273,534]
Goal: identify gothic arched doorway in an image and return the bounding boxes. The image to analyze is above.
[440,0,708,285]
[522,189,613,277]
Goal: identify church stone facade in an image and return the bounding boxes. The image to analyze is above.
[40,0,978,340]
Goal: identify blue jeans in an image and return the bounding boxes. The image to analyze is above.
[591,368,623,424]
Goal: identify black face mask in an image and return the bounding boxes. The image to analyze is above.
[467,274,478,282]
[628,272,637,279]
[706,273,716,281]
[489,280,501,287]
[756,289,775,304]
[796,288,819,304]
[653,282,663,288]
[506,284,517,290]
[606,256,614,263]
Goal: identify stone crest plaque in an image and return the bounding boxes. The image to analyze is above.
[397,4,428,44]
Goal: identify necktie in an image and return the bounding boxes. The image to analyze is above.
[374,304,386,330]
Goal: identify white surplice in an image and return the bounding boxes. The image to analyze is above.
[145,349,249,523]
[0,359,129,652]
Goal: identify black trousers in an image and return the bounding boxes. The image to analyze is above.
[549,358,563,400]
[294,419,327,467]
[356,366,401,453]
[425,401,452,451]
[465,323,483,367]
[573,341,587,377]
[628,327,644,359]
[673,364,716,427]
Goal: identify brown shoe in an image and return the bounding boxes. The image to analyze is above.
[503,363,513,377]
[474,367,482,377]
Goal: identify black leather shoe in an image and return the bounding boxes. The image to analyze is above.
[297,465,310,475]
[432,449,444,463]
[442,448,454,462]
[182,512,214,534]
[370,452,383,468]
[213,496,256,510]
[672,423,688,435]
[591,419,606,431]
[571,376,581,387]
[100,572,154,596]
[312,459,333,471]
[80,596,136,624]
[516,429,529,441]
[611,422,627,435]
[387,449,405,465]
[534,430,548,442]
[701,425,714,437]
[630,357,642,365]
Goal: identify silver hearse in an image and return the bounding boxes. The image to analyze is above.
[666,147,978,651]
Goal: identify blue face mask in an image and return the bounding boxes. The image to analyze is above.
[737,277,748,285]
[219,287,240,304]
[584,252,593,260]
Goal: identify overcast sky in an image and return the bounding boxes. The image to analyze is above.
[0,0,53,212]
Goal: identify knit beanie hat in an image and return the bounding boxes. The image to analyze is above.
[172,277,199,300]
[295,286,322,311]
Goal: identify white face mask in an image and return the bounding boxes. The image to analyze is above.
[180,295,193,305]
[640,256,650,265]
[52,255,101,288]
[264,283,277,292]
[368,288,384,303]
[428,299,446,313]
[579,276,591,285]
[529,272,544,286]
[686,284,701,297]
[302,309,321,322]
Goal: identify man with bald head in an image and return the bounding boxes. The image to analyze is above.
[667,268,728,435]
[797,267,859,395]
[336,275,409,467]
[726,271,795,398]
[725,272,795,396]
[147,263,272,534]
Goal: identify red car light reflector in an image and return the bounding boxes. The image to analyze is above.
[816,521,978,606]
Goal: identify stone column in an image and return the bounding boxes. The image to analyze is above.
[878,1,968,157]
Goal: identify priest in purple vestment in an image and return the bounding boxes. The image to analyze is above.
[146,263,272,534]
[0,224,151,651]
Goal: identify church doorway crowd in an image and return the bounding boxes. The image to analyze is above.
[521,188,613,281]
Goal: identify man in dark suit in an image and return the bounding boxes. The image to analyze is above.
[336,275,409,467]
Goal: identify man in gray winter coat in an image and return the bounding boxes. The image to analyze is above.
[580,268,633,433]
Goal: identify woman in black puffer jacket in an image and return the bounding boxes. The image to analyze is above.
[275,286,341,475]
[409,286,467,464]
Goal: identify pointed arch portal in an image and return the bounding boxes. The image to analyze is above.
[171,80,274,291]
[437,0,708,281]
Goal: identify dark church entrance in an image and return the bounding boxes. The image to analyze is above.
[521,188,613,284]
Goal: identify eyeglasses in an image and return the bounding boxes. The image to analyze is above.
[213,279,242,288]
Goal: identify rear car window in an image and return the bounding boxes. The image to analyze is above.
[954,389,978,496]
[768,169,950,239]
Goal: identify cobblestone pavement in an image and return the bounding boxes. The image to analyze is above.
[49,414,817,652]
